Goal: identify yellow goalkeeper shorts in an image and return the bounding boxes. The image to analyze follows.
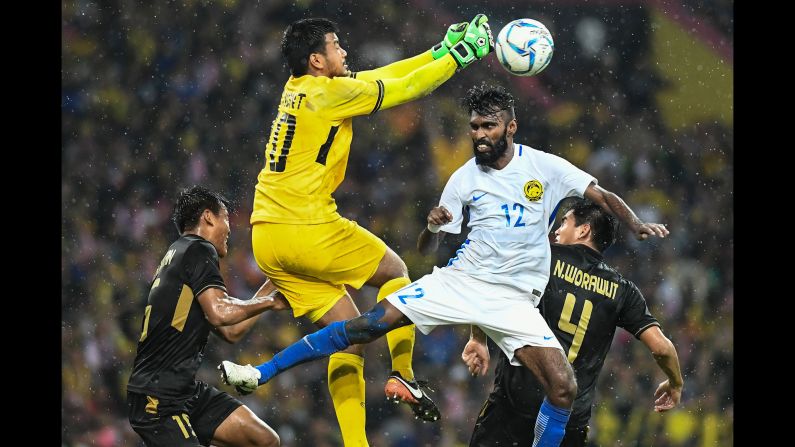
[251,218,387,322]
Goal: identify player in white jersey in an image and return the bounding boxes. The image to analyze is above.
[429,137,597,301]
[219,84,668,447]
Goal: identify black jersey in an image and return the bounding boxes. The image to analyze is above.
[494,243,659,427]
[127,235,227,400]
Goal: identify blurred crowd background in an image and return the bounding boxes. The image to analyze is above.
[62,0,733,445]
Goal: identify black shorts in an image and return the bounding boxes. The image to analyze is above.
[128,381,242,446]
[469,396,589,447]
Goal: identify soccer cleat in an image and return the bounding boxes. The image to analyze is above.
[384,371,442,422]
[218,361,260,395]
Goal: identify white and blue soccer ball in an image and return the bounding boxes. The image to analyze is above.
[495,18,554,76]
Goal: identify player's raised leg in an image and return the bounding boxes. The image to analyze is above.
[220,301,412,389]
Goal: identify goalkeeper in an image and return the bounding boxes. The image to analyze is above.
[240,14,494,446]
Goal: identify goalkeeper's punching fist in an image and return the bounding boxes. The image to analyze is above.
[449,14,495,68]
[431,21,469,59]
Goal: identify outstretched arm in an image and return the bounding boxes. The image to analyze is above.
[326,15,493,120]
[583,183,669,240]
[376,55,459,110]
[353,21,469,81]
[417,206,452,254]
[378,14,492,110]
[352,52,435,82]
[639,326,684,412]
[326,55,458,120]
[199,279,290,343]
[220,300,412,391]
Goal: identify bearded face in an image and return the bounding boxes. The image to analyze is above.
[473,127,509,166]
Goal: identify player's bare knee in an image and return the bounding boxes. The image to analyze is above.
[264,432,281,447]
[549,371,577,408]
[255,433,280,447]
[562,375,577,404]
[232,407,280,447]
[250,424,280,446]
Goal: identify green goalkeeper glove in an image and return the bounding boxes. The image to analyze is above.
[431,21,468,60]
[449,14,495,69]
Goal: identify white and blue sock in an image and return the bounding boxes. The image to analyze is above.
[532,398,571,447]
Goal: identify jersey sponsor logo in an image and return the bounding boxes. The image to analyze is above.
[523,180,544,202]
[543,336,554,340]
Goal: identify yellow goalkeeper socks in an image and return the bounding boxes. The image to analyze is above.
[328,352,368,446]
[377,277,416,381]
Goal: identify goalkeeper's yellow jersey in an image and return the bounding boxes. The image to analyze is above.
[251,50,457,224]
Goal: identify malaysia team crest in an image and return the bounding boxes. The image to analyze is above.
[524,180,544,202]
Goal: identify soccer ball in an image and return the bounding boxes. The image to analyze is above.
[495,19,554,76]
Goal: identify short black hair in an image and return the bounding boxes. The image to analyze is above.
[564,199,618,252]
[172,186,231,234]
[461,83,516,120]
[281,18,338,76]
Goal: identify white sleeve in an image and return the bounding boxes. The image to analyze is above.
[544,153,597,199]
[437,169,465,234]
